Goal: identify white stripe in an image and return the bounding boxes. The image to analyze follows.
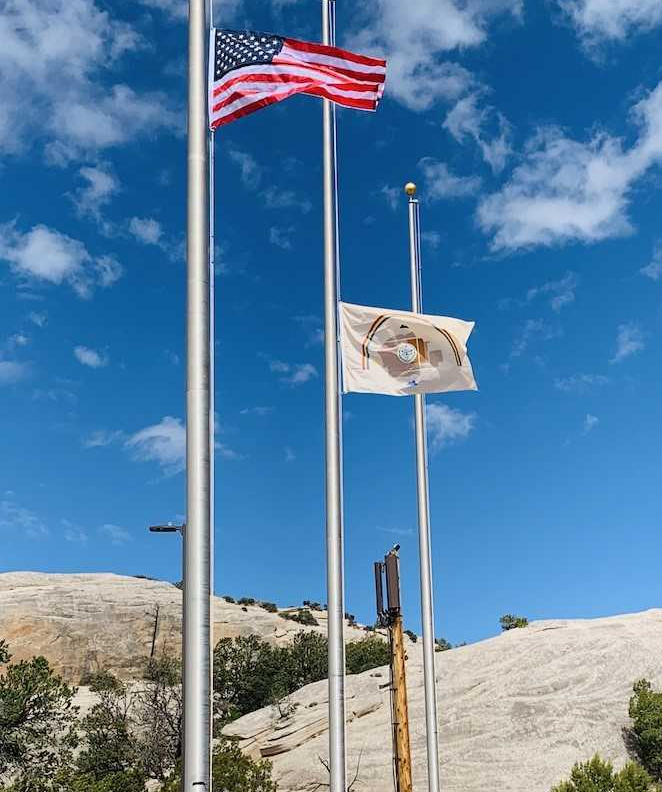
[212,87,296,121]
[210,80,379,124]
[280,43,386,76]
[212,73,380,107]
[211,62,380,100]
[212,81,379,118]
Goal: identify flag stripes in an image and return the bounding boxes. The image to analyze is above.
[209,29,386,129]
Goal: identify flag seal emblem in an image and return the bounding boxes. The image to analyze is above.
[397,343,418,364]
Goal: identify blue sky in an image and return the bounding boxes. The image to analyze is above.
[2,0,662,646]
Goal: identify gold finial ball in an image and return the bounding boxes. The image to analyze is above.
[404,182,417,196]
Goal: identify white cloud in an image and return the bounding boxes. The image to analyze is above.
[129,217,163,246]
[443,91,512,173]
[240,406,274,417]
[269,360,318,386]
[0,361,30,385]
[526,271,578,312]
[99,523,132,545]
[610,322,645,363]
[228,148,263,190]
[125,416,186,475]
[349,0,520,112]
[28,311,47,327]
[641,243,662,280]
[425,402,477,452]
[0,0,178,160]
[558,0,662,45]
[261,186,312,214]
[422,231,442,249]
[83,429,125,448]
[284,446,296,462]
[63,521,88,544]
[71,164,120,219]
[555,373,609,393]
[582,413,600,434]
[478,80,662,251]
[74,345,108,368]
[269,227,293,250]
[7,334,29,349]
[0,223,122,297]
[419,158,482,199]
[0,499,47,538]
[380,185,401,211]
[502,319,561,371]
[292,315,324,347]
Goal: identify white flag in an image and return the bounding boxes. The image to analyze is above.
[339,301,477,396]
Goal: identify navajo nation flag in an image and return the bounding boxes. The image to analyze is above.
[209,29,386,129]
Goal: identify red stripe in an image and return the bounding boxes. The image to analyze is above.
[212,75,315,109]
[284,36,386,68]
[213,78,379,115]
[211,92,295,129]
[303,85,376,110]
[212,68,382,104]
[274,54,386,85]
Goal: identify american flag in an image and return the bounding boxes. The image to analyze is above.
[209,29,387,129]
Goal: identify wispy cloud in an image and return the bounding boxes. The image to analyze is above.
[610,322,645,364]
[125,416,186,475]
[582,413,600,435]
[228,147,311,213]
[99,523,132,545]
[128,217,163,246]
[555,373,609,393]
[477,80,662,251]
[526,271,578,312]
[269,227,294,250]
[558,0,662,47]
[0,499,47,538]
[443,90,512,173]
[74,345,108,368]
[419,158,481,199]
[0,361,30,385]
[502,319,562,372]
[83,429,125,448]
[0,223,122,298]
[426,402,477,452]
[269,360,318,386]
[240,406,274,417]
[292,315,324,347]
[377,525,414,537]
[284,446,296,462]
[641,243,662,281]
[349,0,520,112]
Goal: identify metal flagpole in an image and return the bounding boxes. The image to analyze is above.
[321,2,347,792]
[184,0,211,785]
[405,182,441,792]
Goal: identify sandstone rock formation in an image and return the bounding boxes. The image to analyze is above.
[3,572,662,792]
[224,609,662,792]
[0,572,367,682]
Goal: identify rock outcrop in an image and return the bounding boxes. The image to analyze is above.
[224,609,662,792]
[3,572,662,792]
[0,572,366,682]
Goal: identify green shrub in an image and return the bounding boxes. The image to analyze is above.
[404,629,418,643]
[259,602,278,613]
[499,614,528,631]
[237,597,257,607]
[629,679,662,780]
[162,739,276,792]
[223,595,236,604]
[346,636,390,675]
[550,755,658,791]
[289,609,318,626]
[435,638,452,652]
[0,647,78,783]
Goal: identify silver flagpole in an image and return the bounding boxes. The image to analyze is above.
[321,2,347,792]
[184,0,211,785]
[406,182,441,792]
